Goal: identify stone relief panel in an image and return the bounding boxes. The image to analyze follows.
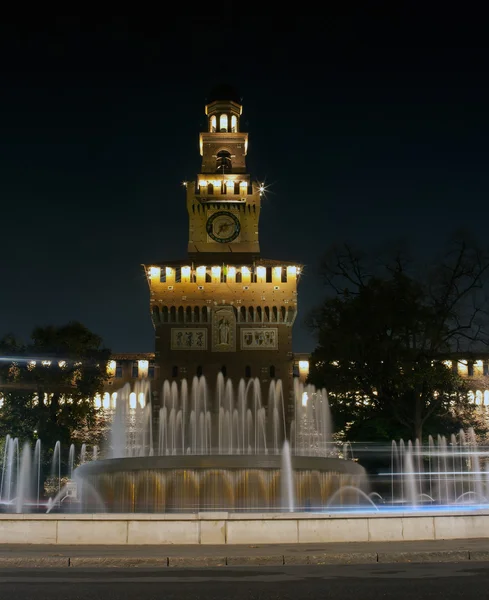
[212,306,236,352]
[240,328,278,350]
[171,328,207,350]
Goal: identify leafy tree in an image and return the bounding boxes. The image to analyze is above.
[307,234,489,442]
[0,322,111,455]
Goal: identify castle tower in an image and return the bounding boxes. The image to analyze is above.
[144,85,301,417]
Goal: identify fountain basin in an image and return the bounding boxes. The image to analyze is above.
[75,455,367,513]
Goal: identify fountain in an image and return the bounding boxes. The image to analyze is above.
[3,374,489,517]
[74,375,366,512]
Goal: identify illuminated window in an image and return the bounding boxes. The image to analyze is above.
[458,360,468,376]
[231,115,237,132]
[210,115,216,132]
[102,393,110,410]
[219,114,228,132]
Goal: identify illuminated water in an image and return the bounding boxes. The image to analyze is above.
[1,374,488,515]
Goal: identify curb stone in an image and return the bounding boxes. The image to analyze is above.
[0,550,485,568]
[0,557,69,567]
[168,556,227,568]
[376,551,469,563]
[468,551,489,562]
[226,555,284,566]
[69,557,169,568]
[306,552,377,565]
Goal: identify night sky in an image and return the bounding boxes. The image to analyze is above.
[1,15,488,355]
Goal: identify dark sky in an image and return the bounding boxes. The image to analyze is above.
[1,14,488,354]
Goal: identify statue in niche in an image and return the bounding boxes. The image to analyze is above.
[218,318,230,344]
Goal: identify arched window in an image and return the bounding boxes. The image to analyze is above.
[162,306,169,322]
[240,306,246,322]
[219,114,228,132]
[207,183,214,195]
[231,115,237,132]
[152,305,160,323]
[186,306,192,322]
[178,306,184,323]
[202,306,208,323]
[197,365,203,377]
[269,365,276,379]
[210,115,216,132]
[170,306,177,322]
[193,306,200,323]
[172,365,179,378]
[245,365,251,378]
[216,150,232,172]
[236,270,242,283]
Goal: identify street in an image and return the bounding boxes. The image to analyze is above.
[1,562,488,599]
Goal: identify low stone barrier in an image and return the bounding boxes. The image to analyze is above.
[0,510,488,545]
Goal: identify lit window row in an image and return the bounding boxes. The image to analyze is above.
[148,265,300,284]
[198,180,248,195]
[209,114,238,133]
[93,391,146,410]
[468,390,489,405]
[107,360,155,378]
[444,359,489,377]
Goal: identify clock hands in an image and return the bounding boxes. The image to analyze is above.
[217,222,231,234]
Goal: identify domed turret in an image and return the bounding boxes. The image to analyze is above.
[205,84,243,134]
[207,84,242,105]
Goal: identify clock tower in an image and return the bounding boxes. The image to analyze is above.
[187,84,261,260]
[144,85,301,421]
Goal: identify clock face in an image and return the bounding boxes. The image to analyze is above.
[206,211,240,243]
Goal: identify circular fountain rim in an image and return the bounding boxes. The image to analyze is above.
[75,454,366,476]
